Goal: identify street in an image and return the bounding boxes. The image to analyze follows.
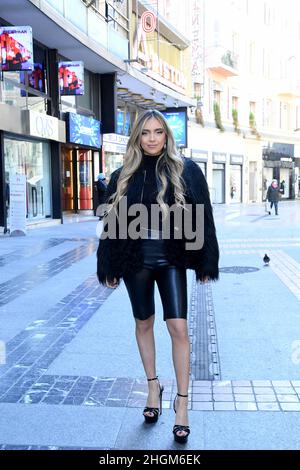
[0,200,300,450]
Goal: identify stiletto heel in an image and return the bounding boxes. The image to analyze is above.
[143,376,164,424]
[173,393,190,444]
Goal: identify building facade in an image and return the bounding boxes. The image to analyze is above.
[190,0,300,203]
[0,0,194,231]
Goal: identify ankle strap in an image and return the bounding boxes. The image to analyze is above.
[147,376,158,382]
[177,393,188,397]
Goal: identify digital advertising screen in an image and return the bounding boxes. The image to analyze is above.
[0,26,34,71]
[67,112,101,148]
[20,63,45,96]
[58,61,84,96]
[162,107,188,148]
[117,111,130,135]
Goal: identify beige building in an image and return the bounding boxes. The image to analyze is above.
[190,0,300,203]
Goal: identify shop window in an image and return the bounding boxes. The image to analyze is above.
[4,137,52,222]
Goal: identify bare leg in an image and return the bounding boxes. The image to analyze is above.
[135,315,160,416]
[166,318,190,436]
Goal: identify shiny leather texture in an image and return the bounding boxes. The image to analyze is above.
[123,240,187,321]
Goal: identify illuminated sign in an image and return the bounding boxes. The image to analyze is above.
[67,112,101,148]
[20,63,45,96]
[58,61,84,96]
[117,111,130,135]
[162,108,187,148]
[0,26,33,71]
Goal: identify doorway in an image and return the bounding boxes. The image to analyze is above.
[212,164,225,203]
[61,147,94,212]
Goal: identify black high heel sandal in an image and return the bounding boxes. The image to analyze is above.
[143,376,164,424]
[173,393,190,444]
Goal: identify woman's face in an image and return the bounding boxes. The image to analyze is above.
[140,117,166,156]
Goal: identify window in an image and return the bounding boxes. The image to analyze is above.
[214,90,221,106]
[250,101,256,114]
[232,96,238,111]
[249,41,256,74]
[280,102,289,130]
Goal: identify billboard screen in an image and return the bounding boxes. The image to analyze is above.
[161,107,187,148]
[0,26,34,71]
[20,63,45,96]
[117,111,130,135]
[58,61,84,95]
[67,112,101,148]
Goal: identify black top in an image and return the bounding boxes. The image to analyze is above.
[140,153,162,233]
[97,156,220,283]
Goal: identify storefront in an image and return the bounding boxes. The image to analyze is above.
[212,152,226,203]
[4,136,51,222]
[62,112,101,213]
[102,133,129,179]
[229,154,243,203]
[0,106,66,229]
[262,143,295,200]
[191,149,208,177]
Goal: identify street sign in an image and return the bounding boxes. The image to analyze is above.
[9,174,27,236]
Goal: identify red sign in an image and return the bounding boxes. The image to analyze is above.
[141,11,156,33]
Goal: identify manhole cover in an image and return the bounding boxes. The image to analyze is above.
[219,266,259,274]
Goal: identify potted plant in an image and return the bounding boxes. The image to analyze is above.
[249,112,260,139]
[213,101,225,132]
[232,109,241,135]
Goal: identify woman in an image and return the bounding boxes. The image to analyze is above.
[97,110,219,444]
[267,179,280,215]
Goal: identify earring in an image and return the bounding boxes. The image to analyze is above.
[164,142,167,149]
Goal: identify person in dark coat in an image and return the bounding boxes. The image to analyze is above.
[94,173,107,219]
[96,110,219,444]
[267,179,280,215]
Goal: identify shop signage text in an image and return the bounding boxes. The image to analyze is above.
[67,112,101,148]
[191,149,208,161]
[9,174,26,236]
[134,22,187,93]
[29,110,59,140]
[213,153,226,163]
[103,133,129,154]
[230,154,243,165]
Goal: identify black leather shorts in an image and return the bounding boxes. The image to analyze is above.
[123,239,187,321]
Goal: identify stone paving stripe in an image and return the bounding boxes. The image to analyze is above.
[0,240,97,307]
[190,278,220,381]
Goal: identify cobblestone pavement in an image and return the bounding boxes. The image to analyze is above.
[0,201,300,450]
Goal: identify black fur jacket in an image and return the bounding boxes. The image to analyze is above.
[97,157,219,283]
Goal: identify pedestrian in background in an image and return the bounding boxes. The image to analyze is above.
[97,110,219,444]
[267,179,281,215]
[94,173,107,219]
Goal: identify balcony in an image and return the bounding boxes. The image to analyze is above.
[207,47,238,77]
[277,79,300,98]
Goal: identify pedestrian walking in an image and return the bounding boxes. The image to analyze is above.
[96,110,219,444]
[266,179,281,215]
[94,173,107,219]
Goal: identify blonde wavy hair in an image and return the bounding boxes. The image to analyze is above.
[109,109,186,218]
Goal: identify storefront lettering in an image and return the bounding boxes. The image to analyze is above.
[35,115,54,138]
[29,110,60,141]
[79,125,94,136]
[134,21,187,92]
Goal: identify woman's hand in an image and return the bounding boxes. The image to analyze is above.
[106,277,119,288]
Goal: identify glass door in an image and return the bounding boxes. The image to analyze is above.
[230,165,242,203]
[212,164,225,203]
[77,150,93,210]
[61,147,74,211]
